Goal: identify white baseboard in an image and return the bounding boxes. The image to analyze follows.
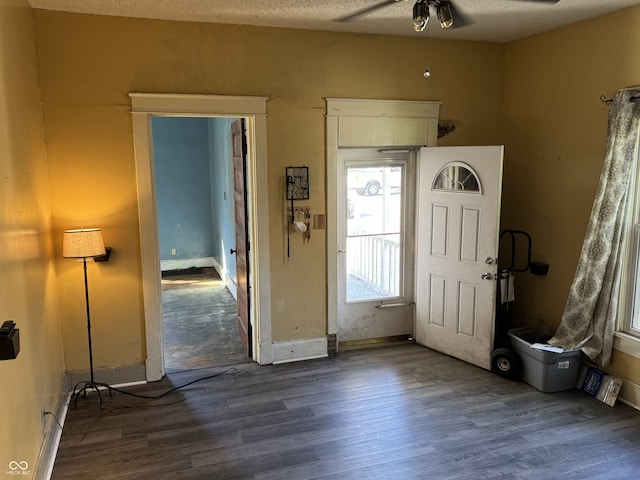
[272,337,328,364]
[35,365,148,480]
[35,379,70,480]
[619,379,640,411]
[160,257,214,271]
[211,257,237,300]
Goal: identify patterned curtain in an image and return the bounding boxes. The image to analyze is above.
[550,89,640,367]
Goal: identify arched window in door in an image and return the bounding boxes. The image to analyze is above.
[432,162,481,193]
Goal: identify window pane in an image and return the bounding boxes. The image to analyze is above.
[347,166,401,236]
[433,163,480,192]
[631,241,640,332]
[346,164,403,302]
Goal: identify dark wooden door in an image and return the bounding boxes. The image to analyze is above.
[231,119,251,357]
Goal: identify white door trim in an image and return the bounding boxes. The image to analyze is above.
[325,98,440,342]
[130,93,272,381]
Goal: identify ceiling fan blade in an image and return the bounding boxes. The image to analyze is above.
[336,0,406,22]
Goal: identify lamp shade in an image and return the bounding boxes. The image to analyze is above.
[63,228,106,258]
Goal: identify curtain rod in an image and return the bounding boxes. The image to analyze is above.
[600,94,640,105]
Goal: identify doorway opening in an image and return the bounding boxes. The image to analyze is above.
[151,116,247,372]
[325,98,441,350]
[130,93,273,382]
[337,148,416,348]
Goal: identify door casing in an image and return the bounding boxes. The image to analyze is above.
[130,93,272,381]
[326,98,441,347]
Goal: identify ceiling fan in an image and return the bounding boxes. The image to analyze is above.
[337,0,560,31]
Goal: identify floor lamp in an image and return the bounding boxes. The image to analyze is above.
[63,228,112,409]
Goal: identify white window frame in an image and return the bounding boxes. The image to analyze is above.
[616,142,640,358]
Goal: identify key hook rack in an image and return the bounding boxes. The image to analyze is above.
[286,166,310,258]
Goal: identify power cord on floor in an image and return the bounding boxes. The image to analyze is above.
[43,411,64,430]
[66,367,251,443]
[72,366,247,403]
[111,366,244,399]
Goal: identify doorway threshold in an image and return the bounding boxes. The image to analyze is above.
[339,334,414,351]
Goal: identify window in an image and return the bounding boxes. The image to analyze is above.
[432,162,480,193]
[345,163,405,301]
[620,181,640,337]
[554,90,640,362]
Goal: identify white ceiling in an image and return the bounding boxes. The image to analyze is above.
[27,0,640,43]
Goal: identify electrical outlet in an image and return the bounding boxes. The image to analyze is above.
[171,248,177,256]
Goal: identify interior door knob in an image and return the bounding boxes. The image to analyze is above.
[481,273,494,280]
[230,248,237,255]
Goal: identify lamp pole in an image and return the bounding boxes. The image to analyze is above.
[83,257,95,384]
[64,228,111,409]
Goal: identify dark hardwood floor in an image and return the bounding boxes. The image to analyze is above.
[52,343,640,479]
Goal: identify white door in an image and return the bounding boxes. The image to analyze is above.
[415,146,503,370]
[337,148,416,345]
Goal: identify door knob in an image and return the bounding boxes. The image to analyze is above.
[230,248,237,255]
[481,273,494,280]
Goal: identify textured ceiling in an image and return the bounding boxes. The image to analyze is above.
[27,0,640,43]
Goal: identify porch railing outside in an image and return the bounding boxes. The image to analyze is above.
[346,234,400,300]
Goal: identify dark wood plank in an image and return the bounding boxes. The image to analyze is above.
[52,344,640,480]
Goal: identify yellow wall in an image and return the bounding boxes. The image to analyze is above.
[0,2,637,472]
[34,11,506,370]
[0,0,66,474]
[1,4,639,470]
[29,4,640,385]
[503,6,640,382]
